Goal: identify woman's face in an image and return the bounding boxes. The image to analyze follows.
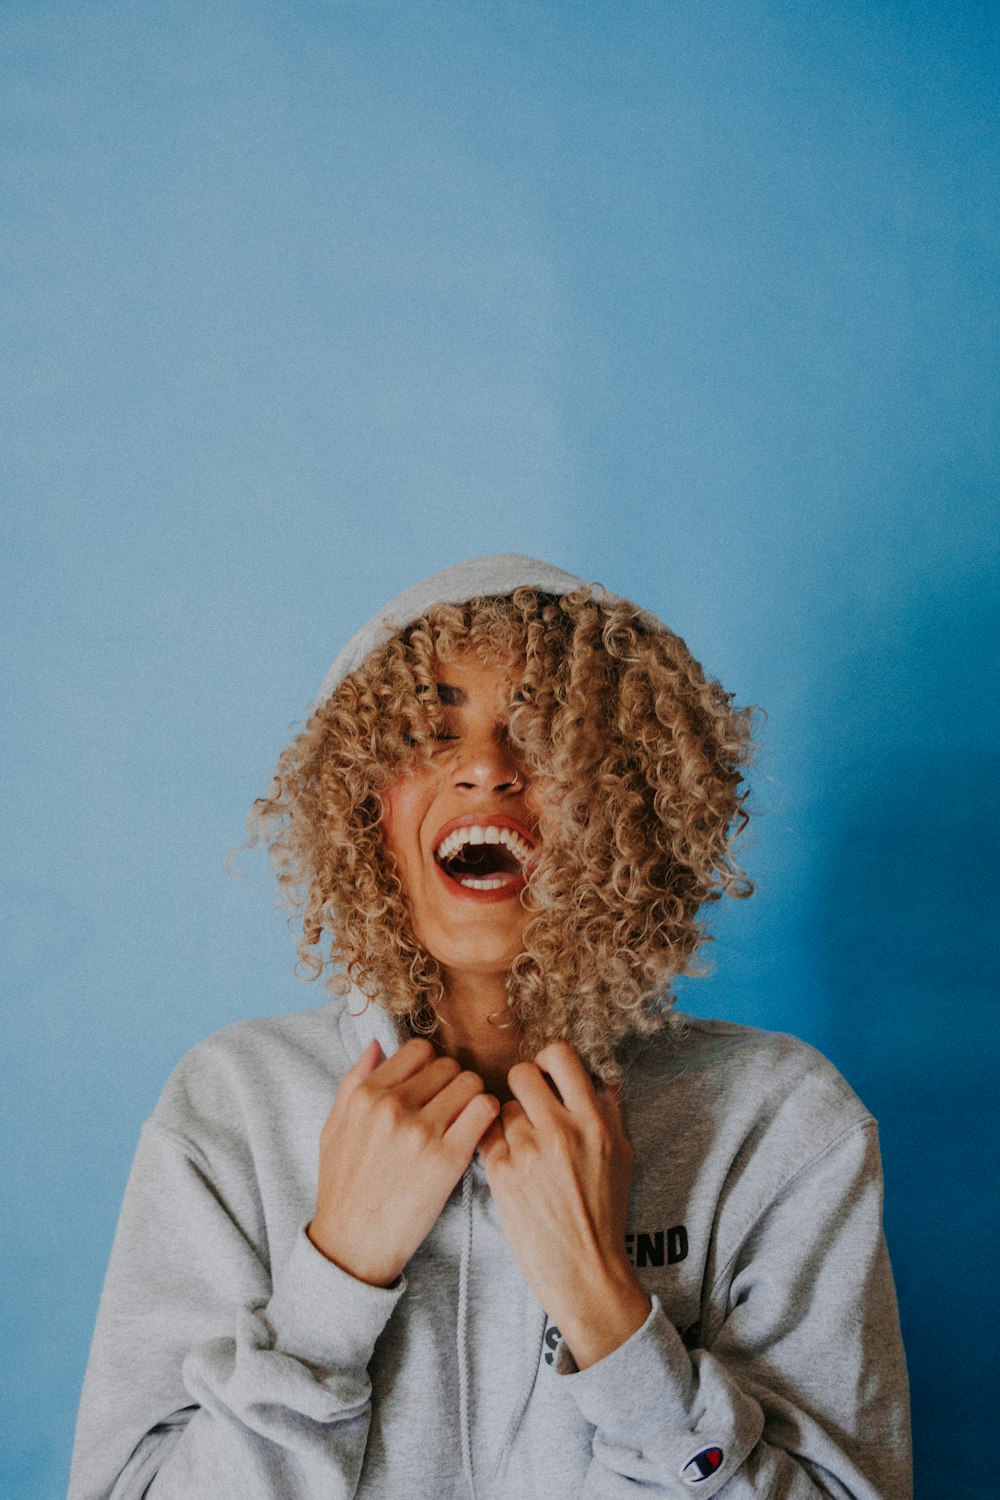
[381,653,542,989]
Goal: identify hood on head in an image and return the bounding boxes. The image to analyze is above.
[312,551,661,711]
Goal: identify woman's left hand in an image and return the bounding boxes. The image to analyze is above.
[477,1040,652,1370]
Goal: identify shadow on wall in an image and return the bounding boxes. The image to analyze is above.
[815,576,1000,1493]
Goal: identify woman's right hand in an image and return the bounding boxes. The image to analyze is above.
[307,1036,500,1287]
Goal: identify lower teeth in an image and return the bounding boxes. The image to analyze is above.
[459,875,517,889]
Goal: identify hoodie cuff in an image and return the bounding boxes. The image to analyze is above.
[554,1294,692,1421]
[554,1295,763,1495]
[263,1223,407,1374]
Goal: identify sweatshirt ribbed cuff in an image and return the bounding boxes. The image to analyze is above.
[263,1223,407,1374]
[554,1295,764,1496]
[554,1294,693,1425]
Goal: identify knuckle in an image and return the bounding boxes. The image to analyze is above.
[334,1071,358,1101]
[549,1129,573,1161]
[458,1097,493,1135]
[580,1113,609,1149]
[370,1090,403,1128]
[354,1076,379,1108]
[401,1112,432,1147]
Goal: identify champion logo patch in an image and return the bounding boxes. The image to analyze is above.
[681,1446,724,1483]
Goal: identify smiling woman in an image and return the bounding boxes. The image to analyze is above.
[237,577,755,1088]
[68,554,911,1500]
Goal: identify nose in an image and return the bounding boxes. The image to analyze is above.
[451,724,522,792]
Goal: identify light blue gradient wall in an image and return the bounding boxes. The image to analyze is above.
[3,3,997,1494]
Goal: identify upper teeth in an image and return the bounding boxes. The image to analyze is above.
[435,825,535,864]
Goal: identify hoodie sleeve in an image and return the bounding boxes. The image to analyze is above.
[554,1119,912,1499]
[67,1117,406,1500]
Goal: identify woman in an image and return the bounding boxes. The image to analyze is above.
[69,553,911,1498]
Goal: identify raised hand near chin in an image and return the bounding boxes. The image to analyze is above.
[476,1040,652,1371]
[309,1036,499,1289]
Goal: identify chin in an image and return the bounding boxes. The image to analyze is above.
[425,926,525,972]
[438,941,522,972]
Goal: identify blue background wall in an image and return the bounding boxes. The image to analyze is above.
[3,3,997,1494]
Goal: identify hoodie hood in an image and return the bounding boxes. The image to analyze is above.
[312,551,660,713]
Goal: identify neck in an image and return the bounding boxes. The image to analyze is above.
[433,969,524,1105]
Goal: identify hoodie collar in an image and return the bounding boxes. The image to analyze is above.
[336,989,411,1065]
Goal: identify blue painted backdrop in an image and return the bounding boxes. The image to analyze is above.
[3,3,997,1494]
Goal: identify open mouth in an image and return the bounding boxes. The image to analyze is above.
[432,823,536,898]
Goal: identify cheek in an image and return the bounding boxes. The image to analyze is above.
[380,772,431,871]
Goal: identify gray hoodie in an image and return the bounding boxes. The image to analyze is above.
[68,555,912,1499]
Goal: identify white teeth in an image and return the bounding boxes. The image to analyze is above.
[459,875,517,890]
[434,824,534,864]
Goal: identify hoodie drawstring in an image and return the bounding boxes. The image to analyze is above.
[491,1309,547,1484]
[458,1163,478,1500]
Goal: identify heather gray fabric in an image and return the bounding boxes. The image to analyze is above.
[68,1003,911,1499]
[310,551,657,714]
[69,555,912,1499]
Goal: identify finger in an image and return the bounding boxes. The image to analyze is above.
[594,1079,626,1134]
[497,1098,534,1146]
[441,1090,500,1159]
[421,1067,488,1133]
[532,1041,598,1115]
[395,1053,464,1110]
[366,1035,440,1090]
[358,1038,384,1075]
[475,1114,508,1165]
[343,1038,383,1078]
[506,1062,563,1127]
[602,1081,635,1151]
[328,1038,384,1118]
[600,1079,624,1112]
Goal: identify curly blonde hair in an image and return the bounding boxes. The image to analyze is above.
[233,586,758,1084]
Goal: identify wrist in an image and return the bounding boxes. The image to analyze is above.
[552,1260,652,1372]
[306,1221,402,1289]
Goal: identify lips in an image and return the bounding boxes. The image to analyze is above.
[431,816,539,894]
